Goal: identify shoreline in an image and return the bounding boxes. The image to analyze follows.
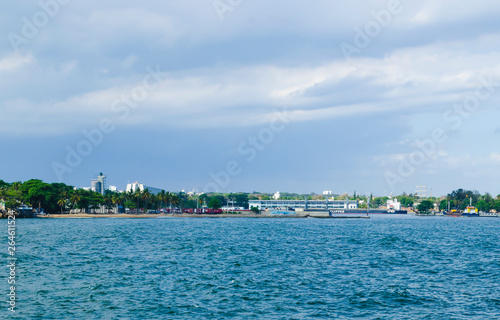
[36,213,370,219]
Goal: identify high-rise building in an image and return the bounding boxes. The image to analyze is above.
[91,173,107,195]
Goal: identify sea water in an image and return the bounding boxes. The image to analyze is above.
[1,215,499,319]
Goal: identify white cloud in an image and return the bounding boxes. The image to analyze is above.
[487,152,500,163]
[2,36,500,136]
[444,154,472,168]
[0,54,33,72]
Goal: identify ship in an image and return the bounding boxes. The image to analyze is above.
[386,198,408,214]
[462,206,479,217]
[462,196,479,217]
[445,209,462,217]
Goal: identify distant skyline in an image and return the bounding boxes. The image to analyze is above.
[1,1,500,196]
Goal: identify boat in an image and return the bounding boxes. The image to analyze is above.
[386,198,407,214]
[462,196,479,217]
[462,206,479,217]
[445,210,462,217]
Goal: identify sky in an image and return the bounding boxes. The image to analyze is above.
[1,0,500,196]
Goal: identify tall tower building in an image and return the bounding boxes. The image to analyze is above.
[91,173,107,195]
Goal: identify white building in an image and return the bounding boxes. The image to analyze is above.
[126,182,164,195]
[323,190,333,195]
[108,186,118,192]
[249,199,358,211]
[273,191,281,200]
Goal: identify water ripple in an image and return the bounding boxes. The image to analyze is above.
[0,216,498,319]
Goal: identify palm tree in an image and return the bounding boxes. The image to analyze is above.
[133,189,142,212]
[57,198,66,214]
[197,195,203,209]
[125,190,134,212]
[70,192,81,214]
[103,193,113,214]
[112,193,121,214]
[142,189,152,212]
[171,193,180,213]
[166,191,173,213]
[157,190,166,210]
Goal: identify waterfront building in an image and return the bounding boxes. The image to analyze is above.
[273,191,280,200]
[249,199,358,211]
[91,173,107,195]
[126,181,164,195]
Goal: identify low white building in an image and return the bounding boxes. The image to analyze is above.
[126,182,164,195]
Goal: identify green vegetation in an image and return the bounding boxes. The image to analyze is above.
[0,179,253,216]
[208,198,222,209]
[370,196,389,208]
[397,196,415,208]
[250,206,260,213]
[440,189,500,212]
[417,200,434,213]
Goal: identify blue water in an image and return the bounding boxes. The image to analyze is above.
[1,216,499,319]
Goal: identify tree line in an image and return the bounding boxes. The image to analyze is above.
[414,189,500,213]
[438,189,500,212]
[0,179,250,215]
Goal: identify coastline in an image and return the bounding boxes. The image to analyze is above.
[37,212,370,219]
[39,213,286,219]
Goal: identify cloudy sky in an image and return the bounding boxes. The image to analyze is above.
[1,0,500,196]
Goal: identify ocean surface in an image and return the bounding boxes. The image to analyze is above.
[1,215,499,319]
